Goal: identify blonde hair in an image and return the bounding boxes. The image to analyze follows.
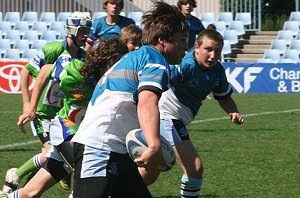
[120,25,142,46]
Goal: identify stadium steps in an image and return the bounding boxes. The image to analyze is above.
[224,31,278,62]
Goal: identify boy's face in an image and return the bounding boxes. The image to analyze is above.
[181,3,194,16]
[126,40,141,52]
[194,36,223,69]
[75,27,91,47]
[106,1,122,16]
[162,31,188,65]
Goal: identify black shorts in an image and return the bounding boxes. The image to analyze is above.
[73,143,152,198]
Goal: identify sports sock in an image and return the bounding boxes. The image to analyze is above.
[15,154,42,179]
[8,189,19,198]
[181,175,202,198]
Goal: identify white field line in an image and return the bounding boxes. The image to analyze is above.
[0,108,299,150]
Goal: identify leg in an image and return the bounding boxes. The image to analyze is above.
[10,168,56,198]
[174,140,203,198]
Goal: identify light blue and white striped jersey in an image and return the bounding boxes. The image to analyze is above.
[159,50,232,125]
[72,46,170,153]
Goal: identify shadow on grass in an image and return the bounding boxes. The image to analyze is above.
[0,148,37,152]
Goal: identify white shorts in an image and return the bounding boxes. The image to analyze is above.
[160,118,189,146]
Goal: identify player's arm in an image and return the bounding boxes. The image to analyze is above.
[217,96,244,125]
[17,64,53,132]
[134,90,165,171]
[20,68,31,113]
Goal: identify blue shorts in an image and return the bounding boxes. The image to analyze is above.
[160,118,190,146]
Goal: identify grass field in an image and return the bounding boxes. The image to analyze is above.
[0,93,300,198]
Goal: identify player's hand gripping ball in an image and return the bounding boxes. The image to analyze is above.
[126,129,176,172]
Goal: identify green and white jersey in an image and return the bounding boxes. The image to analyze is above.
[48,48,93,135]
[25,41,66,120]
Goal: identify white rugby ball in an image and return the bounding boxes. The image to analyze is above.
[125,128,176,172]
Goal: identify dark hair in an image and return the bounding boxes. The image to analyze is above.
[196,29,224,47]
[103,0,124,10]
[80,38,128,81]
[177,0,197,10]
[206,24,216,30]
[141,2,189,45]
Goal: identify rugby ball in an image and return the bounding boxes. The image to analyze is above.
[125,128,176,172]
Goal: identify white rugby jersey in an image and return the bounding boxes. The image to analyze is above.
[72,46,170,154]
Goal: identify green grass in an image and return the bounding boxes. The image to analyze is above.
[1,94,300,198]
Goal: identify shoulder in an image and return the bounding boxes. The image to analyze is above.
[120,16,135,25]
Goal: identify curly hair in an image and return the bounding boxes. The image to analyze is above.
[141,2,189,45]
[80,38,128,81]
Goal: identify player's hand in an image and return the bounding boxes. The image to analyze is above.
[229,112,244,125]
[17,108,36,133]
[134,147,165,171]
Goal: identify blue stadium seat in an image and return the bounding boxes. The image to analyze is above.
[222,40,232,55]
[289,11,300,23]
[229,21,245,36]
[57,12,71,22]
[14,39,29,56]
[92,12,107,21]
[200,12,215,24]
[235,12,251,26]
[223,30,238,45]
[32,21,48,37]
[263,49,281,62]
[282,49,300,62]
[22,12,38,28]
[31,39,47,51]
[290,39,300,51]
[283,21,299,37]
[214,21,227,35]
[3,48,21,61]
[4,30,21,47]
[128,12,143,28]
[270,39,288,55]
[39,12,56,27]
[22,48,38,61]
[23,30,39,46]
[50,21,66,38]
[0,21,12,38]
[276,30,294,46]
[4,12,21,28]
[15,21,30,38]
[41,30,57,42]
[0,39,11,58]
[0,12,3,22]
[217,12,233,26]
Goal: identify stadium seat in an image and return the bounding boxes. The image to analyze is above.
[289,11,300,23]
[57,12,71,22]
[235,12,252,26]
[222,40,232,55]
[4,12,21,28]
[282,49,300,62]
[0,12,3,21]
[22,12,38,28]
[0,39,11,58]
[283,21,299,37]
[92,11,107,21]
[214,21,227,35]
[290,39,300,52]
[200,12,215,24]
[128,12,143,27]
[22,48,38,61]
[50,21,66,38]
[31,39,47,51]
[270,39,288,55]
[0,21,12,38]
[15,21,30,38]
[4,30,21,47]
[217,12,233,26]
[41,30,57,42]
[32,22,48,37]
[14,39,29,56]
[3,48,21,61]
[257,58,278,63]
[276,30,294,46]
[263,49,281,62]
[223,30,238,45]
[39,12,56,27]
[229,21,245,36]
[23,30,39,46]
